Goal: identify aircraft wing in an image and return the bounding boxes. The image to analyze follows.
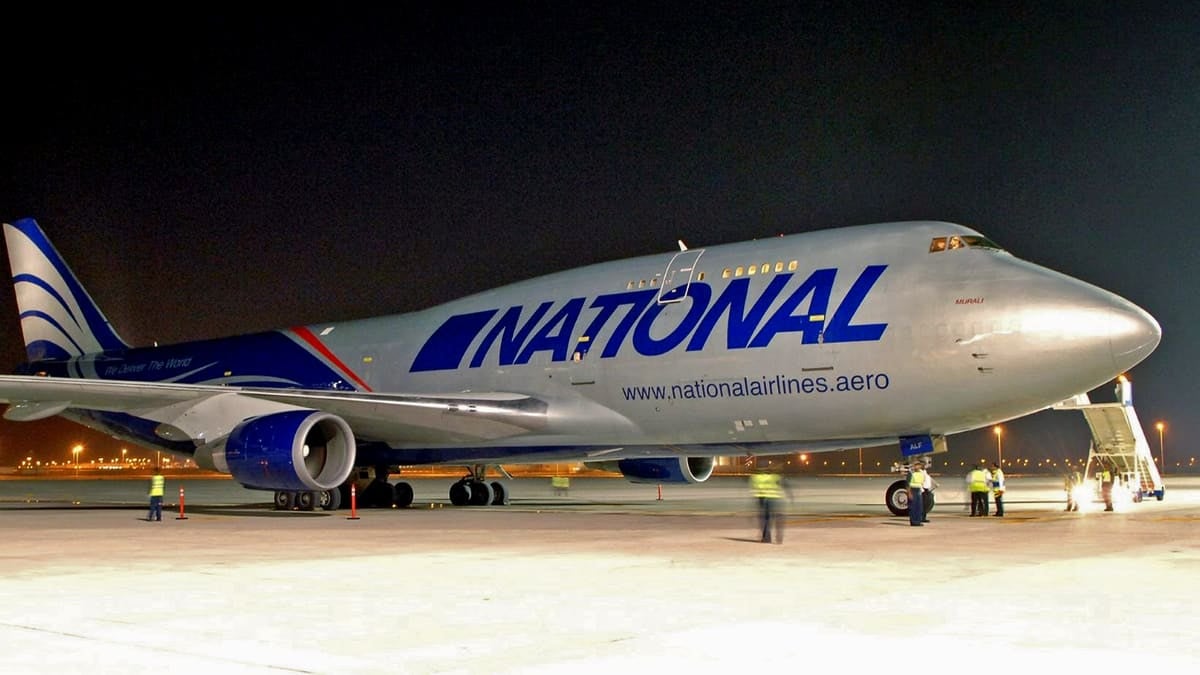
[0,375,548,445]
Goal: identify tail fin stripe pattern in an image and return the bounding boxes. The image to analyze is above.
[4,218,130,362]
[17,309,86,355]
[13,272,84,330]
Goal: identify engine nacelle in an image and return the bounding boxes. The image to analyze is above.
[593,457,716,484]
[223,410,356,491]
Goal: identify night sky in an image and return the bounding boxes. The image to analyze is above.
[2,6,1197,469]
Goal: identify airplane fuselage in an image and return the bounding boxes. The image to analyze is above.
[20,221,1159,466]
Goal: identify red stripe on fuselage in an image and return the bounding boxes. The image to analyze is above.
[291,326,373,392]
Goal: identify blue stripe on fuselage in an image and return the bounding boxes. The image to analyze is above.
[19,331,359,391]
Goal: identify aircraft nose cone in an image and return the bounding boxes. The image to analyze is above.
[1107,299,1161,372]
[1018,276,1159,376]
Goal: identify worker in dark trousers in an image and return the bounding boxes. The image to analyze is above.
[991,462,1005,517]
[921,467,937,523]
[1100,465,1114,511]
[967,465,989,516]
[750,471,786,543]
[907,462,926,526]
[147,468,165,522]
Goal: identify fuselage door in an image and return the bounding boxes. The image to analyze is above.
[657,249,705,304]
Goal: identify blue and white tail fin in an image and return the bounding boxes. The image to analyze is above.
[3,218,130,362]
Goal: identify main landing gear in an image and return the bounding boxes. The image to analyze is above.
[885,456,937,517]
[272,488,342,512]
[271,464,512,510]
[448,465,510,506]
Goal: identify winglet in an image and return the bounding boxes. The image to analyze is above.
[2,218,130,361]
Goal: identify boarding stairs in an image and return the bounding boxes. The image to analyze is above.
[1053,377,1164,501]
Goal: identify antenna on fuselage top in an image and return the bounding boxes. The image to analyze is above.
[677,240,688,251]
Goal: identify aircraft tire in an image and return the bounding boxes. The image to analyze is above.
[884,480,909,517]
[319,488,342,511]
[449,480,472,506]
[469,480,493,506]
[490,481,508,505]
[295,491,316,511]
[274,490,294,511]
[393,481,414,508]
[364,481,395,508]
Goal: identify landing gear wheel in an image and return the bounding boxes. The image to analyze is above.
[274,490,294,511]
[319,489,342,511]
[393,482,414,508]
[295,491,316,511]
[885,480,909,517]
[490,481,508,505]
[469,480,493,506]
[449,480,472,506]
[364,481,395,508]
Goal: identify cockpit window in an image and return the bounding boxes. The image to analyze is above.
[929,234,1005,253]
[960,235,1003,251]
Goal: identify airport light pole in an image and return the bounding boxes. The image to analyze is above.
[993,426,1003,468]
[1156,421,1165,475]
[72,444,83,478]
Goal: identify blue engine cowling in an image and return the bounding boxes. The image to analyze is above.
[224,410,356,491]
[613,457,715,484]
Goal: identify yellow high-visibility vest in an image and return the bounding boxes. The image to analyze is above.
[968,469,987,492]
[149,474,165,497]
[751,473,784,499]
[908,469,925,489]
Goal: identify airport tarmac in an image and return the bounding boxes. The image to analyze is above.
[2,474,1198,673]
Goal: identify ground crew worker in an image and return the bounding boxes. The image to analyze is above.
[147,468,165,522]
[982,464,993,515]
[991,462,1005,517]
[922,469,938,523]
[1100,465,1114,511]
[551,475,570,496]
[750,471,788,543]
[907,462,926,526]
[968,465,989,516]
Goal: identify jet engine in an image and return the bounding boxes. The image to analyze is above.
[223,410,356,492]
[589,457,716,484]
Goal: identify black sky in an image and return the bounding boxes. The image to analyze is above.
[2,5,1198,467]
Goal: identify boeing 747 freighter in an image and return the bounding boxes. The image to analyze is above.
[0,218,1160,514]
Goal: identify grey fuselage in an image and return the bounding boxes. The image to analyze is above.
[285,220,1159,459]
